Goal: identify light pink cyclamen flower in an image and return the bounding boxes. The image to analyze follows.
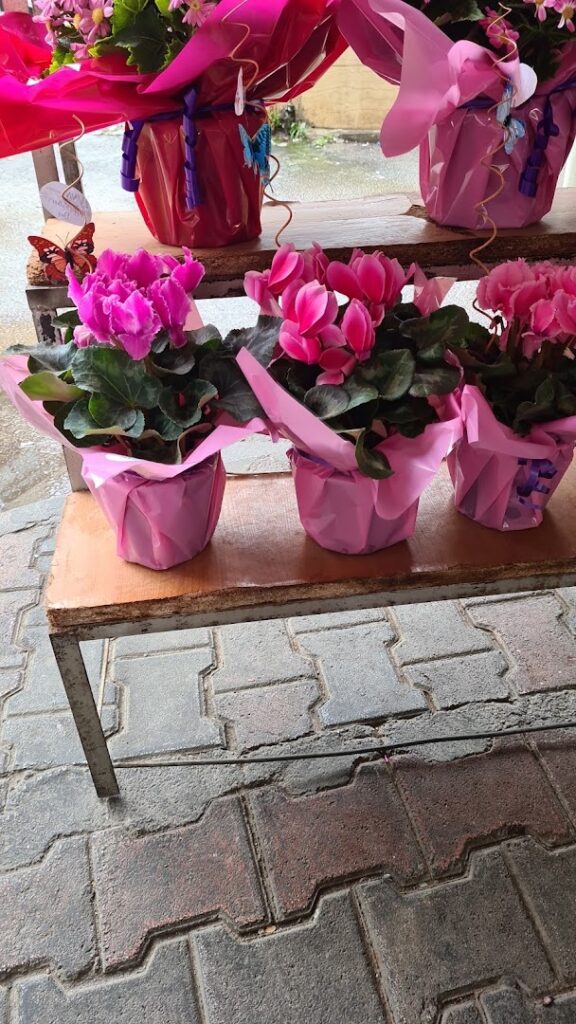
[476,259,537,317]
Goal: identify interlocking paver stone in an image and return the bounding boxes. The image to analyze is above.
[106,764,243,832]
[216,679,318,750]
[394,741,572,875]
[0,837,96,980]
[297,622,427,725]
[535,733,576,821]
[251,763,425,916]
[290,608,389,633]
[534,992,576,1022]
[7,636,106,714]
[391,602,493,663]
[359,847,553,1024]
[211,621,314,692]
[405,650,510,709]
[193,891,384,1024]
[109,649,219,757]
[507,838,576,983]
[0,590,37,669]
[15,939,200,1024]
[2,705,117,770]
[113,627,211,657]
[0,669,21,701]
[441,1005,482,1024]
[0,989,5,1024]
[480,987,533,1024]
[469,594,576,693]
[91,797,267,970]
[0,527,45,590]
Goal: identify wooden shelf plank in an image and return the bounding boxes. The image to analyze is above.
[46,463,576,634]
[27,190,576,292]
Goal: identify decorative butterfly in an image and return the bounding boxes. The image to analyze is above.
[28,222,96,284]
[496,81,526,156]
[238,124,271,186]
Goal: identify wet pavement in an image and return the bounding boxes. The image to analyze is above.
[0,132,419,510]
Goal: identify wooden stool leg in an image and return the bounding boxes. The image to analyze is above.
[50,634,119,798]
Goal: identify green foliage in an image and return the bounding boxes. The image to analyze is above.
[111,3,168,73]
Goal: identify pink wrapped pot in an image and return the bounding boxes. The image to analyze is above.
[420,83,576,230]
[448,386,576,531]
[86,453,226,570]
[288,448,419,554]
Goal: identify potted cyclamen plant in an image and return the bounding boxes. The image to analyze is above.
[447,258,576,530]
[337,0,576,228]
[237,243,464,554]
[0,248,266,569]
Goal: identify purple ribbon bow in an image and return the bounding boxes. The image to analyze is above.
[516,456,557,510]
[121,90,264,210]
[462,77,576,199]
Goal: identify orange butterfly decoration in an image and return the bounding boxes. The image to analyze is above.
[28,222,97,284]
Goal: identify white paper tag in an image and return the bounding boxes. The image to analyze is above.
[235,67,245,116]
[40,182,92,225]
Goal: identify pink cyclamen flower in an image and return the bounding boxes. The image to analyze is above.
[340,299,375,361]
[292,281,338,336]
[149,278,191,347]
[555,1,576,29]
[316,347,357,386]
[480,8,520,49]
[108,292,162,360]
[523,0,555,20]
[553,290,576,334]
[279,321,322,364]
[476,259,536,316]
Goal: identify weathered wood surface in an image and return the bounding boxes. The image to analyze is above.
[27,190,576,292]
[46,464,576,632]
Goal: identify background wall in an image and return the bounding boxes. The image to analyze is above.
[293,51,398,131]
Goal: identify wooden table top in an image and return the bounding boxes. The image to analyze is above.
[27,190,576,292]
[46,463,576,636]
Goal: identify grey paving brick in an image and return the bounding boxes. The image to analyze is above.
[0,670,22,701]
[359,848,553,1024]
[216,679,318,750]
[534,992,576,1022]
[109,649,219,758]
[211,621,314,692]
[0,768,108,870]
[194,891,384,1024]
[3,706,117,770]
[0,526,46,590]
[469,595,576,694]
[0,837,96,980]
[0,988,5,1024]
[107,763,243,831]
[480,986,533,1024]
[441,1004,482,1024]
[0,590,38,669]
[7,636,107,714]
[506,839,576,983]
[406,650,510,709]
[0,495,63,539]
[298,623,427,726]
[290,608,390,633]
[239,729,380,795]
[15,939,200,1024]
[391,602,493,664]
[113,627,212,658]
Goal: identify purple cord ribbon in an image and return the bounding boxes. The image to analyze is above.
[121,88,263,210]
[516,456,557,511]
[461,77,576,198]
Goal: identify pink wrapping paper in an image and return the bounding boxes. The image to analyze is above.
[237,348,462,553]
[0,355,264,569]
[447,385,576,531]
[289,448,418,553]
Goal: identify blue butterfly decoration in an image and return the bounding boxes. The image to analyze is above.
[496,81,526,155]
[239,123,271,186]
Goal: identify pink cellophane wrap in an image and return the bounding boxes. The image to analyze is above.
[237,348,462,554]
[0,355,264,569]
[447,385,576,531]
[288,449,418,553]
[0,0,345,151]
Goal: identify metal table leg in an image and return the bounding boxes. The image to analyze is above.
[50,634,119,798]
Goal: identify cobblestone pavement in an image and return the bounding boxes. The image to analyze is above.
[3,495,576,1023]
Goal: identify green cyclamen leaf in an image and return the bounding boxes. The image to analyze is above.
[19,372,84,403]
[71,346,162,409]
[359,349,415,402]
[354,430,394,480]
[303,385,350,420]
[158,379,217,428]
[409,365,460,398]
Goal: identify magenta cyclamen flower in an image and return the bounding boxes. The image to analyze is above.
[67,246,205,359]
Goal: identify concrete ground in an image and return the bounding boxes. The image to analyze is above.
[2,134,576,1024]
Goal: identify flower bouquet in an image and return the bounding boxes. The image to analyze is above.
[0,0,345,246]
[447,259,576,530]
[336,0,576,228]
[237,243,463,554]
[0,248,267,569]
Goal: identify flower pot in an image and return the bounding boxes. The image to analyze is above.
[131,106,268,248]
[419,84,576,230]
[86,453,226,569]
[288,448,419,554]
[448,387,576,531]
